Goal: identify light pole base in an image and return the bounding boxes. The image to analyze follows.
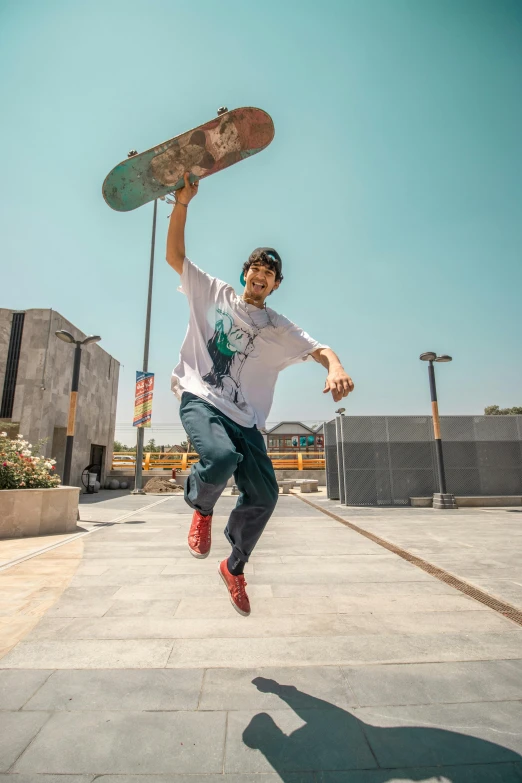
[433,492,458,510]
[132,488,146,495]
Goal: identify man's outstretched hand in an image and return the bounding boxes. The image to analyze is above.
[252,677,278,693]
[311,348,354,404]
[323,367,354,402]
[252,677,297,695]
[176,171,199,205]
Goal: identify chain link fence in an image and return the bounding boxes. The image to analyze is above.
[325,415,522,505]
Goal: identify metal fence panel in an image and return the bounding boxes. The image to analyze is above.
[474,415,520,442]
[438,417,475,442]
[442,468,482,496]
[441,442,478,469]
[334,418,344,503]
[324,420,339,500]
[324,415,522,506]
[387,416,433,442]
[481,468,522,495]
[340,416,392,505]
[391,468,437,504]
[441,415,522,496]
[340,469,392,506]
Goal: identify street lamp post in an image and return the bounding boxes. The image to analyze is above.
[56,330,101,486]
[125,148,161,495]
[419,352,457,510]
[133,196,158,494]
[123,148,160,495]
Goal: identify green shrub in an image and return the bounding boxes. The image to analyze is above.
[0,432,61,490]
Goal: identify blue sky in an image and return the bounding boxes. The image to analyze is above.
[1,0,521,445]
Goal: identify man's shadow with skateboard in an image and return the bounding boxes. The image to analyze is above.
[242,677,522,782]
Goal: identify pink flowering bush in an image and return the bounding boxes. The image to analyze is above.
[0,432,61,490]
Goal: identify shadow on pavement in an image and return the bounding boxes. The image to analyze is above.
[243,677,522,782]
[78,490,132,504]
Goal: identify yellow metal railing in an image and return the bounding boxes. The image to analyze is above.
[112,452,199,471]
[269,451,325,470]
[112,451,325,471]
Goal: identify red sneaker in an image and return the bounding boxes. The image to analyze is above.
[188,510,212,558]
[219,559,251,616]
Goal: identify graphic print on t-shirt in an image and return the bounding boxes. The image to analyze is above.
[202,308,257,409]
[172,259,326,428]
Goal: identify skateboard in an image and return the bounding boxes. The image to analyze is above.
[102,107,275,212]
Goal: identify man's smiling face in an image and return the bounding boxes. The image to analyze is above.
[244,262,280,306]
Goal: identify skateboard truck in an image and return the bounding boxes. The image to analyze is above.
[217,106,228,116]
[127,150,138,157]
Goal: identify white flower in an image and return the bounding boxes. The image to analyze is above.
[22,450,31,457]
[27,443,32,448]
[0,432,6,437]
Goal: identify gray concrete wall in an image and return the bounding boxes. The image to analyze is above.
[0,309,119,489]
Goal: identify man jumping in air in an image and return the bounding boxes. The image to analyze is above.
[167,173,354,616]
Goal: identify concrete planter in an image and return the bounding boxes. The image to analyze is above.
[0,486,80,540]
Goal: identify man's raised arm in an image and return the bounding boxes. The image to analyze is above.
[166,172,199,275]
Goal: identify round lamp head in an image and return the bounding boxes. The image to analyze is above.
[435,354,452,363]
[82,335,101,346]
[335,407,346,415]
[55,330,75,344]
[419,352,437,362]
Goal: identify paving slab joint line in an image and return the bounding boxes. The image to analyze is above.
[222,710,229,774]
[0,496,173,573]
[18,669,55,710]
[196,668,208,711]
[339,662,360,708]
[6,709,54,772]
[291,492,522,627]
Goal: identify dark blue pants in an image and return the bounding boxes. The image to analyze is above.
[179,392,279,563]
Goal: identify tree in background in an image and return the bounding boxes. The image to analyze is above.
[112,441,136,453]
[144,438,157,453]
[113,440,184,453]
[484,405,522,415]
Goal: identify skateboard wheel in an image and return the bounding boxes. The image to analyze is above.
[217,106,228,116]
[127,149,138,157]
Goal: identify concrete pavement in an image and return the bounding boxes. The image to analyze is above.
[309,498,522,610]
[0,489,521,781]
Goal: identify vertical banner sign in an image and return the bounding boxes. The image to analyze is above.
[133,371,154,427]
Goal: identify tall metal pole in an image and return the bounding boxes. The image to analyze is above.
[134,199,158,494]
[63,342,82,486]
[428,359,447,494]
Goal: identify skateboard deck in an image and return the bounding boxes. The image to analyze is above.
[102,107,274,212]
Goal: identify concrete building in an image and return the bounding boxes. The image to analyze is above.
[0,309,119,489]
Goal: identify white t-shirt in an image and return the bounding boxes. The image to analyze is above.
[171,258,327,429]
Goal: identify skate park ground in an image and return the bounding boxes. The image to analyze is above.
[0,489,521,782]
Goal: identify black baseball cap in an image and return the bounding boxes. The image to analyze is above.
[240,247,283,286]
